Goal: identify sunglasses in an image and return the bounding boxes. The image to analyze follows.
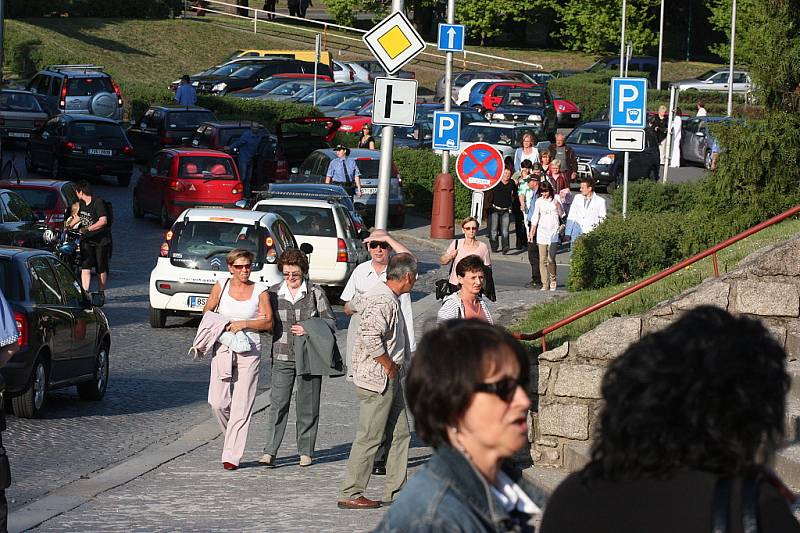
[368,241,390,250]
[282,271,302,279]
[231,263,252,270]
[474,377,522,402]
[463,226,478,231]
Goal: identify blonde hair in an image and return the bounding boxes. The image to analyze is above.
[461,216,479,228]
[226,248,255,266]
[540,150,551,158]
[550,159,562,168]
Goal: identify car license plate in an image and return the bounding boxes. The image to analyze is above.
[188,296,207,308]
[361,187,378,195]
[8,132,29,138]
[578,163,590,173]
[570,113,580,119]
[88,148,113,156]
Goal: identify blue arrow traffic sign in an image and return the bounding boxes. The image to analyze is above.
[432,111,461,151]
[437,23,465,52]
[609,77,648,129]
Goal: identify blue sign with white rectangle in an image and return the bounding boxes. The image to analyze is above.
[437,23,465,52]
[609,77,648,129]
[433,111,461,150]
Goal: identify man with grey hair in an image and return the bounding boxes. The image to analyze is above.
[338,253,417,509]
[547,133,578,183]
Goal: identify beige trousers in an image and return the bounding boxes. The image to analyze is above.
[538,243,558,288]
[208,351,261,466]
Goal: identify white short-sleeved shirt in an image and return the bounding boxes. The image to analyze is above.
[530,197,562,245]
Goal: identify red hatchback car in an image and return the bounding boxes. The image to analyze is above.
[482,82,536,112]
[133,148,244,228]
[0,178,78,230]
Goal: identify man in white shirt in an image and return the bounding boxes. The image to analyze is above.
[564,177,607,243]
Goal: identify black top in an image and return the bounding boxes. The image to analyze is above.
[649,115,669,142]
[357,135,375,149]
[540,468,800,533]
[78,198,111,246]
[491,180,515,209]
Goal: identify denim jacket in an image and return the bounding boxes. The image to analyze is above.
[373,445,538,533]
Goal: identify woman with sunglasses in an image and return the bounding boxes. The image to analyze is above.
[203,249,273,470]
[439,216,492,292]
[357,124,376,150]
[260,249,336,468]
[437,255,493,324]
[375,320,539,532]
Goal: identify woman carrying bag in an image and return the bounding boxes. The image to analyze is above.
[438,217,493,299]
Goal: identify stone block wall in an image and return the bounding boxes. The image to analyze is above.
[531,235,800,468]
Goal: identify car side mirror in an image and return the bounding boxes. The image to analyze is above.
[300,242,314,255]
[291,167,299,174]
[140,122,147,129]
[234,200,248,209]
[695,131,705,137]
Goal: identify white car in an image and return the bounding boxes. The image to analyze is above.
[251,197,368,290]
[347,62,371,84]
[148,208,302,328]
[436,121,537,159]
[456,78,507,106]
[332,60,356,84]
[671,69,752,93]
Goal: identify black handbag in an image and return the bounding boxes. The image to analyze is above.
[435,239,459,300]
[482,265,496,302]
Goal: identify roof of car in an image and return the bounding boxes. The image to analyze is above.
[199,120,264,129]
[253,197,334,209]
[268,183,349,196]
[0,246,49,259]
[160,148,233,157]
[573,120,611,129]
[315,148,381,159]
[179,208,280,224]
[0,179,71,189]
[0,89,36,95]
[149,105,213,112]
[57,114,122,124]
[466,122,518,129]
[41,67,109,77]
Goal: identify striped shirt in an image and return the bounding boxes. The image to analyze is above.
[437,292,493,324]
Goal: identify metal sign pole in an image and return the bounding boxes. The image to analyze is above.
[619,0,627,77]
[663,85,676,183]
[726,0,737,117]
[441,0,455,174]
[620,4,629,219]
[471,191,484,225]
[656,0,665,90]
[313,34,320,107]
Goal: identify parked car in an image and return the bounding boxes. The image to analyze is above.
[372,123,432,149]
[194,59,334,96]
[0,247,110,418]
[442,122,539,159]
[485,87,558,141]
[291,148,406,227]
[257,80,335,102]
[0,90,49,143]
[587,56,659,86]
[127,105,217,163]
[548,90,582,126]
[348,61,415,83]
[0,189,57,248]
[566,120,660,191]
[297,84,372,109]
[321,94,373,118]
[332,60,356,83]
[148,208,303,327]
[456,78,508,106]
[680,116,740,168]
[26,114,135,186]
[276,116,341,171]
[435,70,529,102]
[670,69,752,93]
[337,102,374,133]
[0,179,78,230]
[414,103,485,125]
[482,82,537,113]
[518,71,555,85]
[133,148,244,228]
[169,58,274,91]
[26,65,124,121]
[251,197,368,290]
[227,73,333,99]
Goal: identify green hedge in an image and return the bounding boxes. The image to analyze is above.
[608,180,701,215]
[392,149,473,220]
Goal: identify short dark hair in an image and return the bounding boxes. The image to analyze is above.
[538,180,554,196]
[74,180,92,196]
[504,155,514,170]
[585,306,789,482]
[520,159,533,170]
[181,74,190,83]
[578,176,595,189]
[407,320,530,449]
[455,254,485,278]
[277,248,309,275]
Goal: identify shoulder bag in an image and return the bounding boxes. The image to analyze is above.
[435,239,459,300]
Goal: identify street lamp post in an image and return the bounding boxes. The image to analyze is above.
[656,0,665,91]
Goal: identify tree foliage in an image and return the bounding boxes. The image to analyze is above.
[527,0,659,54]
[455,0,526,45]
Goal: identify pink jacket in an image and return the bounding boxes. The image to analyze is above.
[190,311,239,380]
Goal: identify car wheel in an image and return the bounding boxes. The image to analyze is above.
[25,146,37,173]
[117,174,131,187]
[77,341,109,401]
[159,205,171,229]
[50,158,61,180]
[149,306,167,328]
[132,190,144,218]
[12,358,48,419]
[389,214,405,228]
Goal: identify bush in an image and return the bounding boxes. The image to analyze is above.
[7,0,182,17]
[608,180,701,215]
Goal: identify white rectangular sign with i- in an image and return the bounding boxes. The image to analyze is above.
[372,77,418,127]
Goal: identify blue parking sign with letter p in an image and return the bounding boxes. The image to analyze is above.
[433,111,461,151]
[610,77,648,129]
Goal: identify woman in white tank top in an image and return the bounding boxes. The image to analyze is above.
[203,249,272,470]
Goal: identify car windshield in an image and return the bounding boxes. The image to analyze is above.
[256,205,335,237]
[65,77,114,96]
[170,221,264,270]
[335,95,371,111]
[166,111,215,129]
[11,188,58,210]
[0,92,42,112]
[69,121,125,141]
[178,156,236,179]
[697,70,720,81]
[229,65,264,79]
[252,78,293,92]
[313,90,358,106]
[267,82,309,96]
[566,126,610,145]
[461,125,515,145]
[501,90,545,107]
[209,63,254,77]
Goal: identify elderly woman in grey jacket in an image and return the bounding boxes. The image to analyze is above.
[259,249,335,468]
[437,255,493,324]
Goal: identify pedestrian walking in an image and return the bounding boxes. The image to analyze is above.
[547,159,572,215]
[175,74,198,107]
[225,123,266,197]
[696,100,707,117]
[564,177,606,242]
[547,133,578,183]
[262,0,277,20]
[338,253,417,509]
[437,255,493,323]
[670,107,683,168]
[260,249,341,469]
[325,144,363,197]
[72,180,112,303]
[509,165,527,251]
[540,306,800,533]
[648,105,669,165]
[486,167,515,254]
[528,181,563,291]
[524,174,542,289]
[514,132,540,170]
[539,149,553,175]
[439,216,492,292]
[0,291,18,532]
[375,320,539,531]
[357,125,375,149]
[203,249,273,470]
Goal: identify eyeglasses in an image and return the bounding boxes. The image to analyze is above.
[231,263,252,270]
[282,271,302,279]
[463,226,478,231]
[474,377,522,402]
[368,241,390,250]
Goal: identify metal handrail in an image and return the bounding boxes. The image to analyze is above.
[515,203,800,351]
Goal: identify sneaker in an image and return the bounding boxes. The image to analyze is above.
[299,455,313,467]
[259,453,276,467]
[550,283,557,291]
[540,286,547,291]
[524,281,541,289]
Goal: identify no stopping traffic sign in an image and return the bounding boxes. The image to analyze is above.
[455,143,505,191]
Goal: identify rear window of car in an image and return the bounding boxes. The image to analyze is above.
[178,156,236,179]
[0,258,21,299]
[65,77,114,96]
[502,90,545,107]
[0,92,42,112]
[566,126,610,146]
[167,111,216,129]
[170,221,265,270]
[10,188,58,211]
[351,159,399,180]
[256,205,335,238]
[68,121,125,142]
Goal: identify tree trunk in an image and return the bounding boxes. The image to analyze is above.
[237,0,249,17]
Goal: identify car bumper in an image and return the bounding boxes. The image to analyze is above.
[0,346,36,395]
[557,111,582,125]
[0,128,36,141]
[167,200,242,219]
[62,154,134,176]
[309,263,355,287]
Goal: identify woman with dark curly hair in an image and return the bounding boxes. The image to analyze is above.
[541,306,800,533]
[375,320,540,531]
[259,248,337,468]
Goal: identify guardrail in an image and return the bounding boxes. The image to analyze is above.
[184,0,543,73]
[514,203,800,351]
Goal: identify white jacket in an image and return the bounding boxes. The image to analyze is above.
[565,193,607,239]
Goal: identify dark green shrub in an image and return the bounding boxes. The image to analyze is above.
[609,180,701,215]
[392,149,473,219]
[7,0,182,17]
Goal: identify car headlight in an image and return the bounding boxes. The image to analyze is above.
[191,81,199,87]
[598,154,616,165]
[212,82,227,91]
[557,104,566,111]
[527,115,542,122]
[490,113,503,120]
[340,124,353,131]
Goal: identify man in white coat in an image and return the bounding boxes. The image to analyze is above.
[564,177,607,243]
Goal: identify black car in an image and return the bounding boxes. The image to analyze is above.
[486,87,558,141]
[194,59,334,96]
[372,123,433,150]
[0,189,56,248]
[26,114,135,186]
[127,105,217,163]
[0,90,49,143]
[0,247,110,418]
[566,121,661,192]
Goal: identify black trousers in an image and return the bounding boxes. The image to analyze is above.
[528,244,541,284]
[512,204,527,248]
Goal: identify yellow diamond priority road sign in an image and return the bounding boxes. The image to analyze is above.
[363,11,426,75]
